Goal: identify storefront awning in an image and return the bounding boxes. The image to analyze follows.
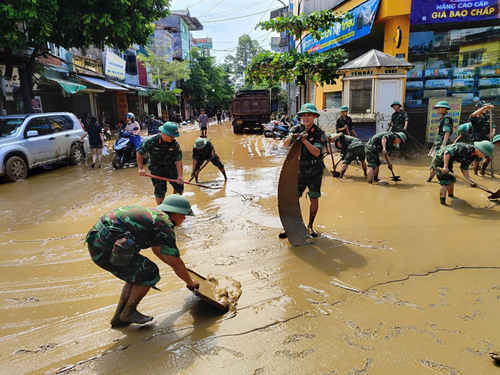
[78,76,128,91]
[46,77,87,94]
[110,80,150,95]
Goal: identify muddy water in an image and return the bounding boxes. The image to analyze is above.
[1,122,499,374]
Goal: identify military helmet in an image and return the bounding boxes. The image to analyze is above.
[157,194,194,216]
[458,123,471,134]
[150,114,155,119]
[340,105,349,112]
[474,140,494,158]
[396,132,407,143]
[297,103,320,117]
[194,137,207,149]
[492,135,500,144]
[391,101,402,108]
[159,122,180,137]
[433,101,451,109]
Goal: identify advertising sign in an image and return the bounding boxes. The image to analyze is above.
[105,51,126,80]
[411,0,499,25]
[426,97,462,143]
[451,78,474,87]
[479,77,500,87]
[406,81,424,89]
[480,65,500,76]
[452,68,475,79]
[116,91,128,122]
[425,79,452,88]
[302,0,380,54]
[425,68,449,77]
[303,0,347,14]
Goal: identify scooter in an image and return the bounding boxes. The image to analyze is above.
[112,129,144,169]
[102,125,112,141]
[272,120,290,139]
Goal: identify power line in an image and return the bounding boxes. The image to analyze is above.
[188,0,205,8]
[197,0,224,18]
[201,7,282,23]
[248,0,275,35]
[198,0,270,20]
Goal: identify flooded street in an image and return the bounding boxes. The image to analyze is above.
[1,121,500,374]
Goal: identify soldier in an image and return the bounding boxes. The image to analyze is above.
[365,131,406,184]
[427,101,453,182]
[469,101,496,175]
[493,134,500,146]
[85,195,199,327]
[191,137,227,182]
[430,141,493,205]
[388,101,408,133]
[137,122,184,205]
[336,106,358,137]
[283,103,327,237]
[453,123,472,144]
[330,133,367,178]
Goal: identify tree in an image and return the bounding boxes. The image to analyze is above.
[0,0,169,112]
[224,34,263,89]
[137,38,190,106]
[245,10,349,88]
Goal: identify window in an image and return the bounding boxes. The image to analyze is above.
[0,118,23,138]
[350,80,372,113]
[49,115,74,132]
[125,51,138,75]
[25,118,52,136]
[462,51,483,67]
[325,92,342,109]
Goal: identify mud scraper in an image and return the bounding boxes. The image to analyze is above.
[437,167,500,200]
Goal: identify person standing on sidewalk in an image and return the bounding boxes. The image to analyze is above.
[198,109,209,138]
[80,115,104,168]
[216,110,222,125]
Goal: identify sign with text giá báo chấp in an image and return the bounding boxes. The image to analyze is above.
[426,97,463,143]
[411,0,499,24]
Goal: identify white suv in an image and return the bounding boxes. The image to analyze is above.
[0,112,90,182]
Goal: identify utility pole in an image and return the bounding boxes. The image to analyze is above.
[276,0,291,115]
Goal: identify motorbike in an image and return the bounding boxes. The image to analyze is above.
[112,129,144,169]
[102,125,112,141]
[263,120,290,139]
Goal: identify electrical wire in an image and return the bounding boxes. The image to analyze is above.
[201,7,282,23]
[248,0,276,35]
[197,0,224,18]
[198,0,270,20]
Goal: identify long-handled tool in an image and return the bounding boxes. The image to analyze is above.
[490,110,494,179]
[332,157,342,178]
[326,141,341,177]
[189,156,213,182]
[144,173,222,190]
[437,167,500,200]
[383,152,401,182]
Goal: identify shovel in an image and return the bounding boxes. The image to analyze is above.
[189,156,213,182]
[326,141,341,177]
[383,152,401,182]
[144,173,222,190]
[437,167,500,200]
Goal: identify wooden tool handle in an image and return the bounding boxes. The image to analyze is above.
[436,167,492,193]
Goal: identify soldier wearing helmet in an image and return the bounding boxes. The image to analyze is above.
[364,131,406,184]
[85,195,199,327]
[427,101,453,182]
[468,101,496,175]
[137,122,184,204]
[191,137,227,182]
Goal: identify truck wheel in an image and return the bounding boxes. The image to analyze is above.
[233,125,241,134]
[5,156,28,182]
[69,145,84,165]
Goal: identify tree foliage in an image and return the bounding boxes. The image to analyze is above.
[223,34,263,89]
[246,10,349,87]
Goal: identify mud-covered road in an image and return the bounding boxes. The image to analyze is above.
[1,121,499,374]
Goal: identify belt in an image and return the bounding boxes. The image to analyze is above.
[94,220,117,243]
[300,159,319,166]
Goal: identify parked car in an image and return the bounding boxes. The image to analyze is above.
[0,112,90,182]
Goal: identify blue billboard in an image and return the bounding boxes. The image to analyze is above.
[410,0,499,24]
[302,0,380,54]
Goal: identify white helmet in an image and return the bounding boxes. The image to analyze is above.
[126,112,135,119]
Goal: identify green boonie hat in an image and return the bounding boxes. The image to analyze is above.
[159,122,180,137]
[474,140,494,158]
[297,103,320,117]
[391,101,402,108]
[458,123,471,134]
[157,194,194,216]
[194,137,207,149]
[493,135,500,144]
[340,105,349,111]
[434,101,451,109]
[150,114,155,119]
[396,132,407,143]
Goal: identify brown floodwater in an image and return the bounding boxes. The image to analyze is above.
[1,121,499,374]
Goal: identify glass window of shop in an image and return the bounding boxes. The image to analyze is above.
[406,24,500,108]
[350,79,372,113]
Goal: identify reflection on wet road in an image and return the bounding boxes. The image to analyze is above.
[1,122,499,374]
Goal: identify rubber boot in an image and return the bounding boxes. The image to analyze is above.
[339,170,345,179]
[220,168,227,181]
[440,197,447,206]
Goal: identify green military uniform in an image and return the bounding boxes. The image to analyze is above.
[390,109,408,132]
[85,206,180,287]
[469,113,495,143]
[192,140,224,170]
[431,144,480,185]
[336,135,365,165]
[289,124,327,198]
[336,115,354,136]
[137,134,183,197]
[365,132,396,169]
[434,114,453,148]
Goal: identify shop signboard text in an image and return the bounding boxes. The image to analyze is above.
[411,0,499,24]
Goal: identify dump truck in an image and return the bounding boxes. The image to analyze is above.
[231,90,271,134]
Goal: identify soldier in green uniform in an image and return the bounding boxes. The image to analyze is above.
[137,122,184,205]
[330,133,367,178]
[283,103,327,236]
[469,101,496,175]
[453,123,472,144]
[365,131,406,184]
[336,106,358,137]
[85,195,199,327]
[427,101,453,182]
[388,101,408,133]
[430,141,493,205]
[191,138,227,182]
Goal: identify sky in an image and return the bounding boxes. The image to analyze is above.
[169,0,283,63]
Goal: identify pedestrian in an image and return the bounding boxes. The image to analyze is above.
[453,123,472,144]
[99,111,107,129]
[84,194,199,328]
[330,133,367,178]
[388,101,408,133]
[365,131,406,184]
[83,112,91,130]
[137,122,184,205]
[147,114,161,136]
[427,101,453,182]
[336,106,358,137]
[222,111,226,122]
[469,101,496,175]
[191,137,227,182]
[430,141,493,205]
[283,103,327,237]
[125,112,142,150]
[80,115,104,168]
[216,110,222,125]
[198,109,209,138]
